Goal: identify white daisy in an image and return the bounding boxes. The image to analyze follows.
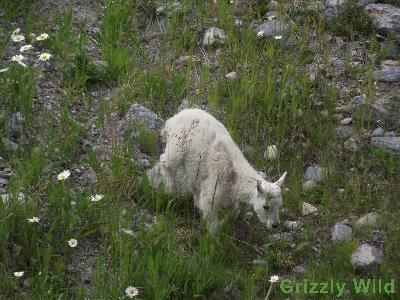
[257,31,264,37]
[12,28,21,36]
[71,201,76,206]
[90,194,104,202]
[68,238,78,248]
[28,216,40,223]
[38,53,51,61]
[12,34,25,43]
[125,286,139,298]
[57,170,70,181]
[274,35,283,40]
[29,33,36,39]
[36,33,49,41]
[11,54,26,67]
[13,271,24,278]
[269,275,280,283]
[20,44,33,52]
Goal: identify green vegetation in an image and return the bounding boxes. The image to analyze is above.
[0,0,399,299]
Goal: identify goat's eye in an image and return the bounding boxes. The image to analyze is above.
[263,205,270,210]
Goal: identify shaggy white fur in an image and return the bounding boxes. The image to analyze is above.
[157,108,286,234]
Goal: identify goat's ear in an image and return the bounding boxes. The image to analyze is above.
[275,171,287,187]
[257,171,267,180]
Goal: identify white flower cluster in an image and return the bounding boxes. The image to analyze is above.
[7,28,52,69]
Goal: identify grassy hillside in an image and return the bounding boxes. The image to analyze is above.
[0,0,399,299]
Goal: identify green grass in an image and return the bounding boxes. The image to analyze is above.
[0,0,399,299]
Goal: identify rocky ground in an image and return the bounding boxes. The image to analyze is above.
[1,0,399,299]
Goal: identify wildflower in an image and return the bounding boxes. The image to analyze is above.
[57,170,70,181]
[71,201,76,206]
[265,275,280,300]
[12,34,25,43]
[257,31,264,37]
[38,53,51,61]
[90,194,104,202]
[28,216,40,223]
[265,145,278,160]
[20,44,33,52]
[274,35,283,40]
[68,239,78,248]
[29,33,36,39]
[36,33,49,41]
[13,271,24,278]
[11,54,26,67]
[12,28,21,36]
[269,275,280,283]
[125,286,139,298]
[0,68,9,73]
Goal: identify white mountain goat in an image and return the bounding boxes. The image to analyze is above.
[155,108,287,234]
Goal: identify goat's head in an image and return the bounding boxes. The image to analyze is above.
[253,172,287,229]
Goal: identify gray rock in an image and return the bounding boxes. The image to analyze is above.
[365,4,400,36]
[156,1,182,14]
[6,112,24,137]
[371,136,400,154]
[255,20,289,38]
[356,0,376,8]
[372,66,400,82]
[335,126,354,140]
[225,71,237,80]
[385,131,397,137]
[371,127,384,137]
[203,27,226,46]
[350,244,382,271]
[292,265,307,274]
[326,0,346,7]
[283,221,304,231]
[116,103,164,139]
[304,165,325,182]
[269,232,294,243]
[370,230,386,242]
[355,212,379,226]
[324,7,339,19]
[344,138,360,152]
[346,95,389,122]
[381,60,400,68]
[302,202,318,216]
[340,117,353,125]
[332,223,352,241]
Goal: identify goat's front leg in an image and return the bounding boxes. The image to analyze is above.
[159,153,176,194]
[198,179,221,235]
